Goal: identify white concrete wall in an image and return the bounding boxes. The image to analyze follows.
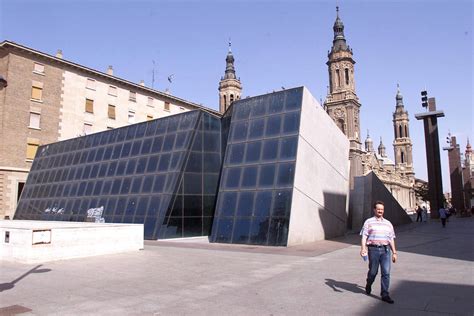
[59,70,190,141]
[0,220,144,263]
[287,87,350,246]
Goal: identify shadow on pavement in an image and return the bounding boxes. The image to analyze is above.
[364,280,474,315]
[0,265,51,292]
[324,278,365,294]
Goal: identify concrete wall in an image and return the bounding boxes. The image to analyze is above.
[287,88,350,245]
[0,220,144,263]
[349,171,412,231]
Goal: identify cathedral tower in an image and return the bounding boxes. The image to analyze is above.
[325,7,363,185]
[392,85,414,177]
[218,41,242,114]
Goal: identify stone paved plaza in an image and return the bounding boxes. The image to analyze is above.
[1,216,472,315]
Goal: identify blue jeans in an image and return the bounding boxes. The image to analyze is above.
[367,246,391,297]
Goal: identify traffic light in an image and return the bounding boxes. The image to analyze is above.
[421,90,428,108]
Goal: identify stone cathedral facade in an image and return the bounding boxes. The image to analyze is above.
[324,8,416,210]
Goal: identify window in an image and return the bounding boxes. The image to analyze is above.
[83,123,93,135]
[129,91,136,102]
[29,112,40,129]
[85,99,94,113]
[26,138,39,160]
[31,81,43,101]
[128,111,135,123]
[335,69,341,87]
[147,97,154,107]
[33,63,44,74]
[147,115,153,121]
[345,68,349,85]
[108,104,116,119]
[108,85,117,96]
[164,102,170,111]
[86,78,96,90]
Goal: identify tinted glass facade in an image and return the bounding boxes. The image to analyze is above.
[15,111,222,239]
[15,87,304,246]
[210,88,302,246]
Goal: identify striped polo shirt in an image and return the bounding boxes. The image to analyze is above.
[360,216,395,245]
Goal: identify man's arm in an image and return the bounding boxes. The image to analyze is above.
[360,235,368,256]
[390,239,397,263]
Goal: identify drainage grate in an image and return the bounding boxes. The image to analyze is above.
[0,304,33,315]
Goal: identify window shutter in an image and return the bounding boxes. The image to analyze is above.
[85,99,94,113]
[108,105,116,119]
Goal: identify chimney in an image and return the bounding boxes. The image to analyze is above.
[139,80,145,86]
[56,49,63,58]
[107,65,114,76]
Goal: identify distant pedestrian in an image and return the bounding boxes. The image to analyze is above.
[360,200,397,304]
[415,204,423,222]
[439,206,447,227]
[422,205,428,222]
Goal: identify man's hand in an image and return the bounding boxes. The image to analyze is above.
[360,248,367,257]
[392,253,397,263]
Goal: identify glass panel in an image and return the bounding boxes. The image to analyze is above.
[231,121,248,142]
[141,138,152,155]
[262,139,279,161]
[236,192,254,217]
[276,163,295,187]
[265,115,282,137]
[233,103,250,121]
[241,166,257,188]
[120,177,132,194]
[282,112,300,134]
[130,177,142,194]
[280,136,298,160]
[247,118,264,140]
[142,175,154,193]
[250,100,267,117]
[268,218,289,246]
[218,192,237,217]
[245,141,261,163]
[258,165,275,187]
[224,168,241,189]
[272,190,292,217]
[232,219,251,243]
[184,195,202,216]
[152,175,166,193]
[214,218,233,242]
[228,143,245,165]
[249,217,269,244]
[254,191,272,217]
[158,153,171,171]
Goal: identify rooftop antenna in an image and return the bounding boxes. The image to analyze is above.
[152,60,156,89]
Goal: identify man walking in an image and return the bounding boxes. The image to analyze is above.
[360,201,397,304]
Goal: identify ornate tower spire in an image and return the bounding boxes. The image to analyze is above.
[378,137,387,157]
[324,6,363,186]
[365,130,374,153]
[332,6,349,53]
[218,39,242,114]
[392,84,414,177]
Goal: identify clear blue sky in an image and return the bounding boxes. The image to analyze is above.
[1,0,472,193]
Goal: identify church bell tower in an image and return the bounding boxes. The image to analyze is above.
[218,41,242,114]
[324,7,363,186]
[392,85,414,178]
